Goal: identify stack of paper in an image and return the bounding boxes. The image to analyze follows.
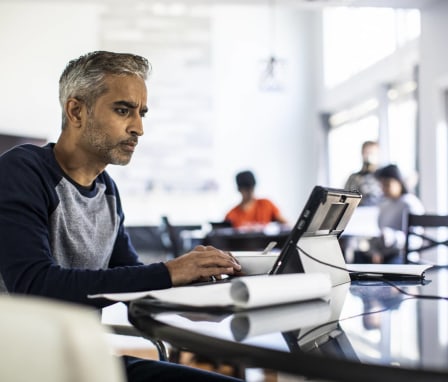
[89,272,332,310]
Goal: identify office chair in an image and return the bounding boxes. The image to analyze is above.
[0,295,126,382]
[404,213,448,263]
[103,302,170,361]
[159,215,183,258]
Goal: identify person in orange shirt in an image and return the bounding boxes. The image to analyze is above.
[225,170,288,228]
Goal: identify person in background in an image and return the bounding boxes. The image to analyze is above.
[344,140,383,206]
[225,170,288,229]
[0,51,242,382]
[359,164,425,264]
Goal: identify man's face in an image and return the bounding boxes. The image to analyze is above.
[82,74,148,166]
[362,144,379,165]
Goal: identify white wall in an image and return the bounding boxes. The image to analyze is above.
[211,6,320,223]
[0,2,102,141]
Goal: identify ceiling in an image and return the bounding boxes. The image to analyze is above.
[3,0,436,9]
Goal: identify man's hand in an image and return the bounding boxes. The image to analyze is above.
[164,245,242,286]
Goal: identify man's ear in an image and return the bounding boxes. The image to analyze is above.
[65,98,85,127]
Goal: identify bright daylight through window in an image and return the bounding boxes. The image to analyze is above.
[323,7,421,88]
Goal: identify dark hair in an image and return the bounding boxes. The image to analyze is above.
[375,164,408,194]
[236,170,256,189]
[59,51,151,129]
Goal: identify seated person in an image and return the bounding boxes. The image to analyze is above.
[356,164,425,264]
[225,170,288,229]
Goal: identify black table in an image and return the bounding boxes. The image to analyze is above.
[128,267,448,382]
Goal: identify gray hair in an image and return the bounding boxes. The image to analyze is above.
[59,51,151,129]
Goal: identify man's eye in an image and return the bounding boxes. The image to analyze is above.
[116,108,129,116]
[140,111,147,118]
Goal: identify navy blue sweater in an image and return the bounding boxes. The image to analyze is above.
[0,143,172,308]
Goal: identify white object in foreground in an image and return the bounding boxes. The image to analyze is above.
[90,272,331,310]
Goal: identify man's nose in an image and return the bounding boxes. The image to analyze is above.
[128,115,144,136]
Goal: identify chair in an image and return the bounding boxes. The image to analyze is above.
[404,213,448,263]
[102,302,171,361]
[0,295,126,382]
[159,216,183,258]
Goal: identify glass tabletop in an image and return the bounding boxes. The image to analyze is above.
[129,267,448,380]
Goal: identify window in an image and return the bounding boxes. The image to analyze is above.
[323,7,420,192]
[323,7,421,88]
[327,80,419,192]
[387,81,419,190]
[327,99,379,188]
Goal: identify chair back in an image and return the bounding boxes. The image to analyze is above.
[404,213,448,263]
[159,215,183,258]
[0,295,126,382]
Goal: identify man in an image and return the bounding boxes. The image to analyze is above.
[0,51,241,381]
[344,140,383,206]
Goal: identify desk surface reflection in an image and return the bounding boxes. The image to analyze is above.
[129,267,448,382]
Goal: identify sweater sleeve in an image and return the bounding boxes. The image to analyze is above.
[0,147,172,309]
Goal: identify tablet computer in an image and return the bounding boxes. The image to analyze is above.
[269,186,362,286]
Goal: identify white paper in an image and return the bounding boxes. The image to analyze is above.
[229,273,331,308]
[89,272,332,310]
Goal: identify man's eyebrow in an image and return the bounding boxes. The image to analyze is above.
[114,100,137,108]
[113,100,148,113]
